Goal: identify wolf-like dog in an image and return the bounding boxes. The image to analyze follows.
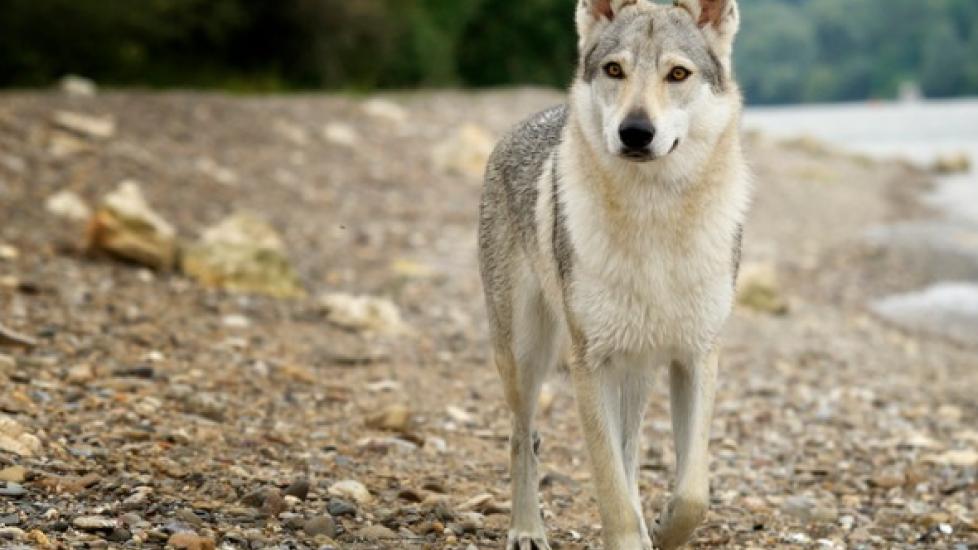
[477,0,749,548]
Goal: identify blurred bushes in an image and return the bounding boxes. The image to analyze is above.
[2,0,978,103]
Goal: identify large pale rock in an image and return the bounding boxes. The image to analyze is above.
[181,213,303,298]
[737,262,789,315]
[0,415,42,457]
[431,123,494,178]
[86,181,177,270]
[932,152,971,175]
[362,99,408,125]
[319,293,404,334]
[328,480,372,504]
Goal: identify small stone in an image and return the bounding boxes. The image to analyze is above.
[0,527,25,541]
[175,509,203,528]
[782,495,837,524]
[356,524,397,541]
[430,123,495,178]
[0,325,36,351]
[328,480,372,504]
[446,405,476,425]
[27,529,50,546]
[870,470,905,489]
[59,75,98,97]
[53,110,116,139]
[327,498,357,517]
[45,190,92,221]
[0,416,42,457]
[167,532,216,550]
[66,363,96,385]
[259,490,287,517]
[0,244,17,261]
[107,527,131,542]
[737,262,789,315]
[0,481,27,497]
[86,180,177,270]
[362,99,408,125]
[0,466,26,483]
[284,478,311,501]
[72,515,118,532]
[0,513,20,526]
[303,515,337,538]
[323,123,359,148]
[924,448,978,467]
[319,293,405,334]
[366,405,414,433]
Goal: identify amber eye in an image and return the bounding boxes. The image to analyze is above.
[668,66,691,82]
[604,62,625,79]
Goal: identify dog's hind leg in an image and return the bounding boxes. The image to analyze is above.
[495,273,560,550]
[654,351,718,550]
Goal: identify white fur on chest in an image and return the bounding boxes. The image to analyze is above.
[556,140,748,360]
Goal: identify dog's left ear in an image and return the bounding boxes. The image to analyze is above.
[675,0,740,63]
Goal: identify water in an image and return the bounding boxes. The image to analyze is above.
[743,98,978,345]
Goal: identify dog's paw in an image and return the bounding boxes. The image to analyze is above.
[507,529,551,550]
[652,497,707,550]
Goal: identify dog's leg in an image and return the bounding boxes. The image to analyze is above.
[619,365,654,547]
[497,287,558,550]
[654,351,718,550]
[572,356,651,550]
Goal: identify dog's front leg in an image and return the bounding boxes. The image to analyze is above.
[572,357,651,550]
[654,351,718,550]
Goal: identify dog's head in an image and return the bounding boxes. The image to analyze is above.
[572,0,740,164]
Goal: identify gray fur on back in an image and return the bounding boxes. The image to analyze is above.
[478,105,568,340]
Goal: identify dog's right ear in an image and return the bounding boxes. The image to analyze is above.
[576,0,637,49]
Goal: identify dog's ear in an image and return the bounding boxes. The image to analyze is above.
[675,0,740,62]
[576,0,638,49]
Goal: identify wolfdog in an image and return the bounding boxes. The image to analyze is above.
[477,0,749,548]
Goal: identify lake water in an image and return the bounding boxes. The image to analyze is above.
[743,99,978,345]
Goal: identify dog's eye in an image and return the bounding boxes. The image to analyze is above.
[668,66,691,82]
[604,62,625,79]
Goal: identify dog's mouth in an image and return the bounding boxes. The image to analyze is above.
[619,139,680,163]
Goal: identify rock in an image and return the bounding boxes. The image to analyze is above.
[923,448,978,467]
[181,212,303,298]
[932,152,971,174]
[362,99,408,125]
[327,498,357,517]
[0,324,36,350]
[107,527,131,542]
[194,157,238,186]
[303,515,337,538]
[284,478,310,501]
[45,190,92,221]
[167,532,216,550]
[259,490,287,517]
[446,405,476,426]
[0,482,26,497]
[356,524,397,541]
[66,363,96,385]
[53,110,115,139]
[27,529,50,546]
[328,480,372,504]
[737,262,789,315]
[0,415,42,457]
[870,470,905,489]
[431,123,495,178]
[0,244,17,261]
[72,515,118,532]
[323,123,359,148]
[59,75,97,97]
[47,132,91,158]
[0,513,19,526]
[319,293,405,334]
[175,509,203,528]
[86,180,177,270]
[366,404,415,433]
[0,527,25,541]
[782,495,837,523]
[0,466,26,483]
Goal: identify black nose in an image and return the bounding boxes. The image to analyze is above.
[619,114,655,150]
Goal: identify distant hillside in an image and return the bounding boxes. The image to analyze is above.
[1,0,977,104]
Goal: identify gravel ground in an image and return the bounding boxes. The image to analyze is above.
[0,88,976,549]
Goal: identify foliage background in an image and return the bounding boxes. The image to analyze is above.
[2,0,977,104]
